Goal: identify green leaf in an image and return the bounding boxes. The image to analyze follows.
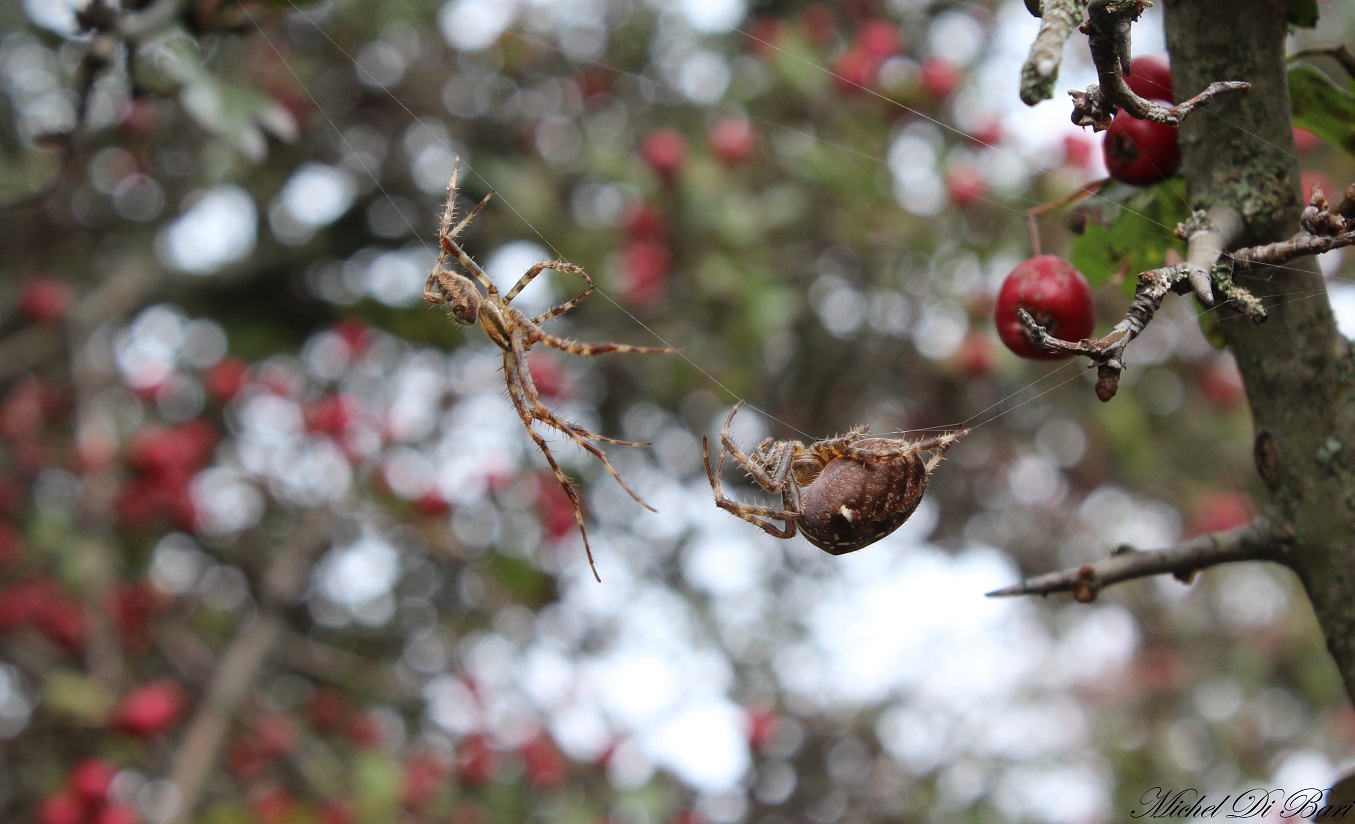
[1289,65,1355,156]
[1070,180,1190,290]
[353,751,402,823]
[42,670,115,723]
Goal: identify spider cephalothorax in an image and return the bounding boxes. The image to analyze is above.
[425,160,676,580]
[703,402,966,554]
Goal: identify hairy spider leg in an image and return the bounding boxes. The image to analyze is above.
[501,347,601,581]
[702,436,802,539]
[506,329,658,511]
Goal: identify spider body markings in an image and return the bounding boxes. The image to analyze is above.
[703,402,966,554]
[424,160,676,580]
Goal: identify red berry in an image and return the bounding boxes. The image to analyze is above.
[954,332,996,376]
[457,735,498,786]
[252,714,299,759]
[1124,54,1173,102]
[945,165,986,209]
[520,735,567,789]
[0,523,21,566]
[305,688,349,733]
[20,278,72,325]
[304,394,356,438]
[994,256,1095,360]
[111,679,187,738]
[1102,114,1181,185]
[1302,170,1338,204]
[1198,359,1246,408]
[745,17,782,58]
[345,711,384,749]
[68,758,118,806]
[707,118,757,165]
[37,793,83,824]
[920,57,962,100]
[624,204,669,239]
[1062,132,1095,170]
[1292,127,1323,154]
[92,803,142,824]
[402,750,449,810]
[638,129,688,185]
[832,46,879,93]
[745,706,780,752]
[317,800,357,824]
[797,5,836,47]
[203,357,249,403]
[251,788,295,824]
[856,19,903,58]
[1186,491,1253,538]
[619,239,671,310]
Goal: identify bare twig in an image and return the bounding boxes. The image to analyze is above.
[1019,0,1091,105]
[164,510,333,824]
[1229,183,1355,271]
[986,520,1279,600]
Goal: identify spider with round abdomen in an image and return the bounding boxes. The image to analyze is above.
[424,159,676,581]
[703,402,966,554]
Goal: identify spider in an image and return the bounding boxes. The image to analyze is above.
[425,160,675,581]
[703,402,966,554]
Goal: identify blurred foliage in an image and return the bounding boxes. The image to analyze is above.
[0,1,1353,823]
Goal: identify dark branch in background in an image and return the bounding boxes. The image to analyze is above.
[165,510,333,824]
[1288,44,1355,82]
[986,521,1282,601]
[1019,0,1090,105]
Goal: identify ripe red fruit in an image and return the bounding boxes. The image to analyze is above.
[1124,54,1173,102]
[638,129,688,185]
[111,679,187,738]
[520,735,567,789]
[856,19,903,58]
[92,803,142,824]
[68,759,117,806]
[945,165,986,209]
[832,46,880,94]
[37,793,83,824]
[619,238,672,310]
[1102,114,1181,185]
[994,256,1095,360]
[457,734,499,786]
[745,706,780,752]
[707,118,757,165]
[402,751,450,810]
[203,357,249,403]
[1292,127,1323,154]
[20,277,72,325]
[920,57,962,100]
[1186,491,1253,538]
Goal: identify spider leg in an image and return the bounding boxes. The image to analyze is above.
[507,333,658,511]
[530,327,678,357]
[716,402,797,492]
[702,435,799,539]
[441,233,499,297]
[503,353,601,582]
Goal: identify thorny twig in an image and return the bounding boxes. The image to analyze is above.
[164,510,333,824]
[986,521,1280,601]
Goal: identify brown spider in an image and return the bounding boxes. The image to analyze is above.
[703,402,966,555]
[425,160,675,580]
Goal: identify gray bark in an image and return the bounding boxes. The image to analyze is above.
[1164,0,1355,700]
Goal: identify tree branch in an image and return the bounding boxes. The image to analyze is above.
[986,520,1281,601]
[1228,182,1355,272]
[163,510,333,824]
[1019,0,1090,105]
[1067,0,1249,130]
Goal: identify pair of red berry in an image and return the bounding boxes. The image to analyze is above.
[1103,55,1181,186]
[995,56,1181,359]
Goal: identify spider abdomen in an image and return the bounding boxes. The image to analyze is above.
[798,440,929,555]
